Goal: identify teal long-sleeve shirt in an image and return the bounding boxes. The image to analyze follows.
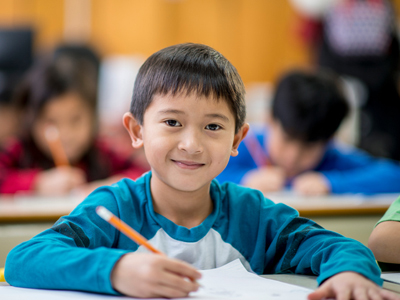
[5,172,382,294]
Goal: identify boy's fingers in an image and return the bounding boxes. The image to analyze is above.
[380,289,400,300]
[158,271,200,293]
[307,284,331,300]
[336,288,352,300]
[367,288,383,300]
[353,287,368,300]
[164,259,202,280]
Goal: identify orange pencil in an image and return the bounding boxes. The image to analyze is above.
[96,206,163,255]
[44,125,70,167]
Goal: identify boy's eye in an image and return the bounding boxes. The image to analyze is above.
[205,124,221,131]
[165,120,181,127]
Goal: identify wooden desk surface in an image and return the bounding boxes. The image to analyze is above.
[0,193,398,223]
[0,195,81,223]
[265,193,398,217]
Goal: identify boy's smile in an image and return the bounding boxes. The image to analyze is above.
[172,159,205,170]
[124,91,248,218]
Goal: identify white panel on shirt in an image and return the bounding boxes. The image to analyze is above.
[136,228,253,272]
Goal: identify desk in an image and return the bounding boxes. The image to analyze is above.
[1,275,400,296]
[0,193,398,268]
[0,193,396,222]
[267,193,396,217]
[0,195,82,268]
[0,195,81,223]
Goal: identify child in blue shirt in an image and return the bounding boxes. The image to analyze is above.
[5,44,398,300]
[217,70,400,195]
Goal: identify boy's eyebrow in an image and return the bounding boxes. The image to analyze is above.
[157,110,231,123]
[205,113,231,123]
[158,109,184,115]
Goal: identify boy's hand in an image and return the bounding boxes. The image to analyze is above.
[292,172,330,196]
[111,253,201,298]
[308,272,400,300]
[35,167,87,196]
[242,166,286,193]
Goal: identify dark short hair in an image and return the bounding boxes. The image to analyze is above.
[130,43,246,133]
[272,69,349,143]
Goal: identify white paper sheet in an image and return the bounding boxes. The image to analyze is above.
[0,259,312,300]
[190,259,311,300]
[381,273,400,284]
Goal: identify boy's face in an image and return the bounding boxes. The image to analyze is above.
[124,92,248,193]
[267,120,326,178]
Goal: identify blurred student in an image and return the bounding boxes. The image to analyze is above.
[0,58,148,196]
[4,43,397,300]
[217,70,400,195]
[368,196,400,264]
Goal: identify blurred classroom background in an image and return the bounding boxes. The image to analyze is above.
[1,0,400,267]
[2,0,400,157]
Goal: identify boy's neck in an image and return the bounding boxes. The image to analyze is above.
[150,177,213,229]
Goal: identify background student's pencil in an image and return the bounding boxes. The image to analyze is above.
[44,125,70,167]
[243,132,270,168]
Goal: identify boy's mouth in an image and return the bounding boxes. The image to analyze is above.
[171,159,205,169]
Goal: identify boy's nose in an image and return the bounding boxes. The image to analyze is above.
[178,131,203,154]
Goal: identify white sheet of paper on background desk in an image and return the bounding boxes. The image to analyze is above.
[381,273,400,284]
[0,259,312,300]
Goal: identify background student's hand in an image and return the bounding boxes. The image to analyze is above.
[241,166,286,193]
[72,175,123,197]
[34,166,87,196]
[111,252,201,298]
[308,271,400,300]
[292,172,330,196]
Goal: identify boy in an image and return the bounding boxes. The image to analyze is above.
[5,44,398,300]
[217,70,400,195]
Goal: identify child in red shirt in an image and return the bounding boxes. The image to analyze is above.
[0,57,148,196]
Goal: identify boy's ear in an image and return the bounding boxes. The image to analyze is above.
[122,112,144,149]
[231,123,250,157]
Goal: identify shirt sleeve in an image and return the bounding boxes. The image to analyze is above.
[376,196,400,225]
[4,186,131,295]
[260,200,382,286]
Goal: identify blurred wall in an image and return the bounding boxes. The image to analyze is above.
[1,0,400,83]
[0,0,310,83]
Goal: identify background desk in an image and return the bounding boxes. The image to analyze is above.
[0,193,398,268]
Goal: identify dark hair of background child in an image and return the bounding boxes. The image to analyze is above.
[272,70,349,143]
